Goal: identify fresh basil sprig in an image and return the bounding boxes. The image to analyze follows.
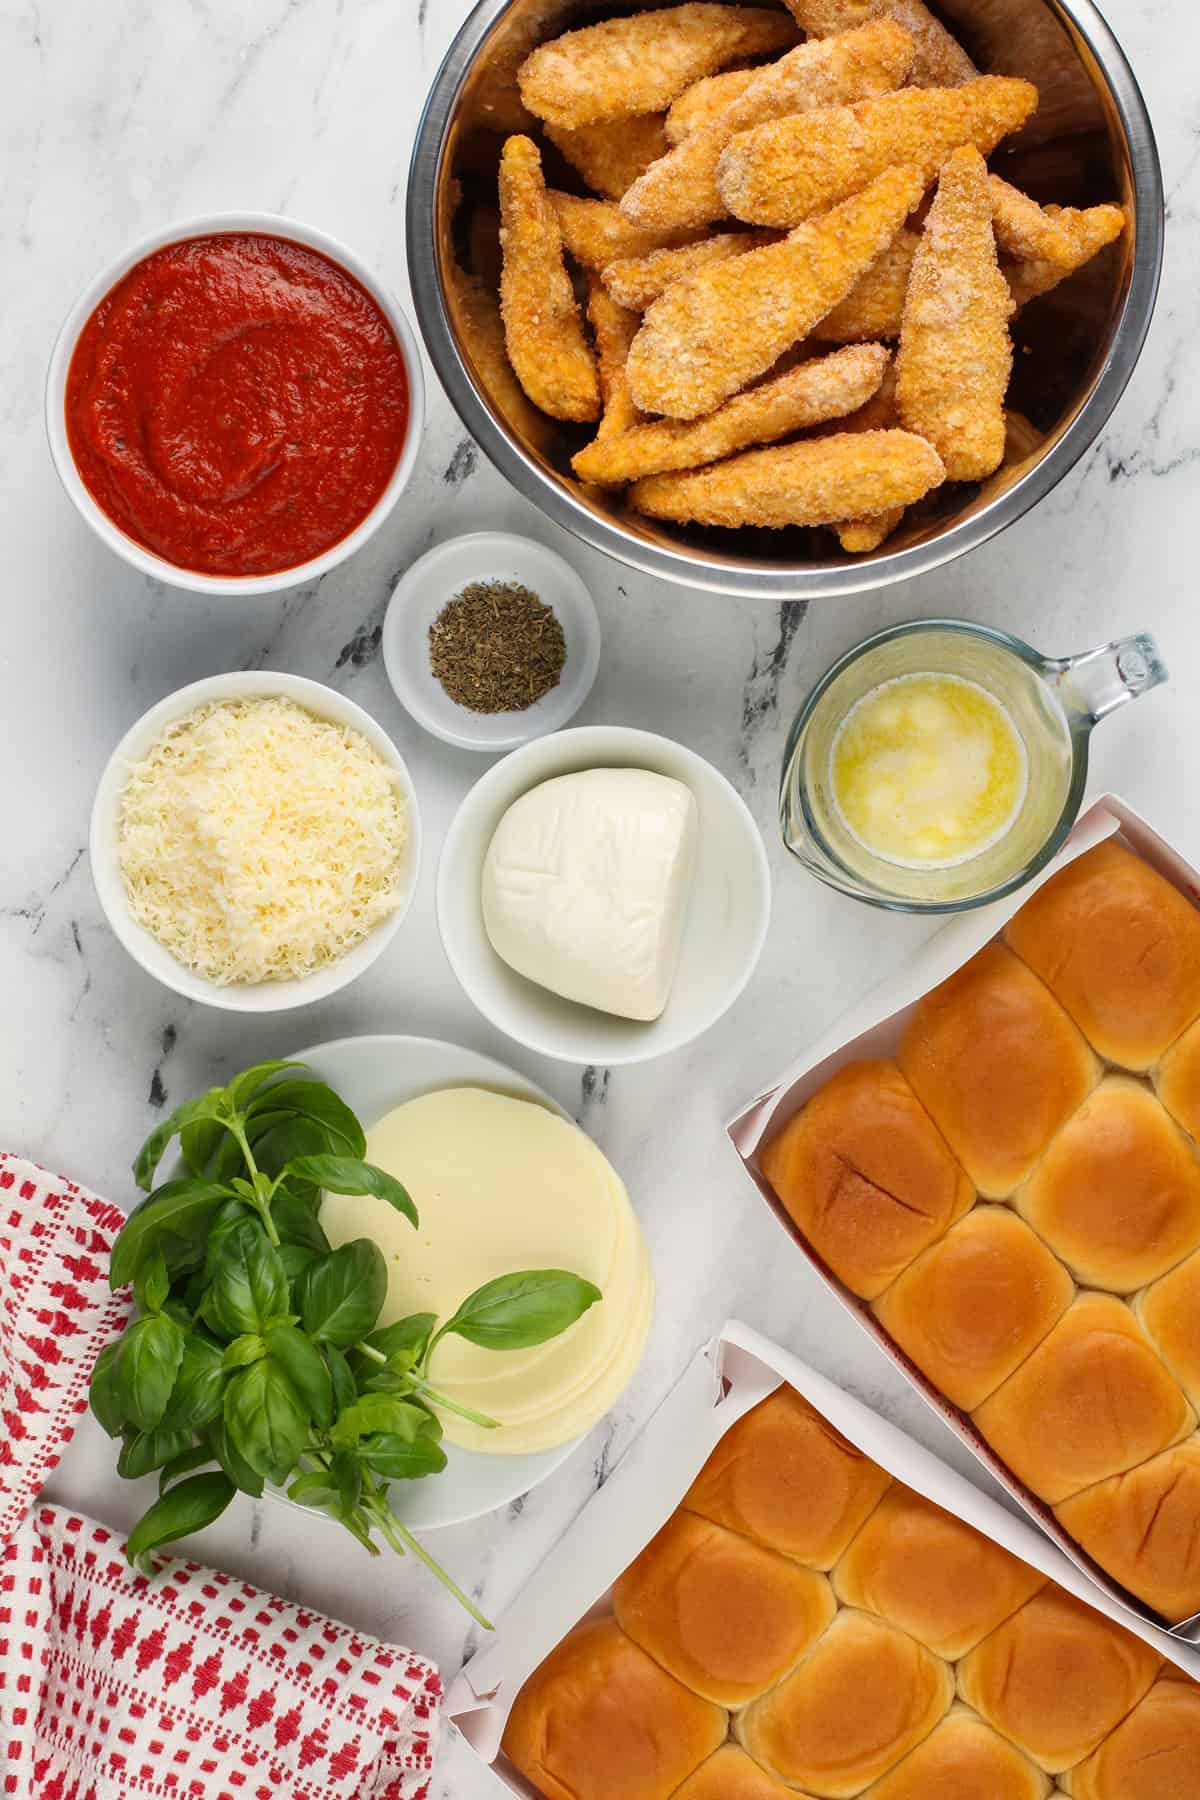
[91,1058,603,1625]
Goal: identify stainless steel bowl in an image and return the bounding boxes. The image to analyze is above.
[407,0,1162,600]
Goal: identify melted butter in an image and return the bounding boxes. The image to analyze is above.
[831,672,1028,869]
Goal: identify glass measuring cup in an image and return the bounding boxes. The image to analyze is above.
[780,620,1167,913]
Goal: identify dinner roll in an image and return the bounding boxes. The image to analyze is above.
[1055,1437,1200,1624]
[1064,1679,1200,1800]
[684,1385,891,1569]
[832,1483,1045,1658]
[672,1746,805,1800]
[1004,840,1200,1070]
[1015,1078,1200,1293]
[972,1292,1195,1503]
[898,944,1098,1197]
[862,1708,1052,1800]
[737,1609,953,1797]
[501,1618,726,1800]
[1136,1248,1200,1403]
[613,1508,836,1707]
[1156,1014,1200,1139]
[759,1060,974,1300]
[874,1206,1074,1410]
[956,1587,1161,1773]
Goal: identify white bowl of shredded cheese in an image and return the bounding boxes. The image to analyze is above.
[90,671,420,1010]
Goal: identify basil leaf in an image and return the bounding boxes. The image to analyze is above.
[438,1270,601,1353]
[265,1324,334,1429]
[133,1089,229,1192]
[361,1432,448,1481]
[222,1334,268,1371]
[133,1245,170,1314]
[210,1129,248,1186]
[406,1397,445,1442]
[89,1343,126,1438]
[126,1472,236,1568]
[203,1197,254,1281]
[366,1313,437,1363]
[180,1116,226,1179]
[249,1112,327,1173]
[118,1426,193,1480]
[248,1080,365,1159]
[279,1243,318,1285]
[161,1334,227,1431]
[114,1314,185,1429]
[111,1180,232,1291]
[224,1358,308,1484]
[296,1241,387,1346]
[207,1220,288,1337]
[270,1186,330,1255]
[287,1470,340,1511]
[287,1157,417,1230]
[209,1418,264,1498]
[289,1452,361,1521]
[325,1345,357,1414]
[362,1364,418,1395]
[180,1267,211,1313]
[159,1443,216,1492]
[225,1060,306,1114]
[331,1394,429,1447]
[328,1449,362,1517]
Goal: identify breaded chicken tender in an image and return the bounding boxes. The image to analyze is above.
[896,145,1013,479]
[812,183,1126,340]
[718,76,1039,225]
[666,67,759,141]
[587,280,644,439]
[602,231,774,310]
[1006,206,1125,304]
[1003,408,1042,466]
[549,192,704,270]
[837,510,906,550]
[546,114,671,201]
[989,176,1127,306]
[621,19,914,231]
[814,227,920,339]
[517,4,797,130]
[816,364,912,549]
[573,342,890,483]
[498,136,601,421]
[626,165,925,418]
[781,0,977,86]
[445,262,555,449]
[989,174,1081,264]
[630,428,945,525]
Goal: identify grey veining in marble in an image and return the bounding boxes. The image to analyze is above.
[1,1,1198,1793]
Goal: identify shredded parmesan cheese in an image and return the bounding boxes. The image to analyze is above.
[117,697,409,985]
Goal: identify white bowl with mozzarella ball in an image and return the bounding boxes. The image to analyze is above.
[90,670,421,1012]
[437,726,772,1065]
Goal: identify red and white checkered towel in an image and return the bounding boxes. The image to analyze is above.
[0,1153,442,1800]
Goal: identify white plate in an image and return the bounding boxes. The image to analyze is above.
[382,532,601,751]
[276,1033,583,1530]
[437,726,773,1065]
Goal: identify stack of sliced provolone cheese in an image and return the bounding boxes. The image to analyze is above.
[322,1087,652,1453]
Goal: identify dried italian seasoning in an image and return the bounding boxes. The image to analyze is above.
[429,580,567,714]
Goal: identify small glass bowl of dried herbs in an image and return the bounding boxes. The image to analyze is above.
[382,531,601,752]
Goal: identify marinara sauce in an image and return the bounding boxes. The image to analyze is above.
[65,232,409,577]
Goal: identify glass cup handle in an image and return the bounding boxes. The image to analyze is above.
[1046,631,1169,726]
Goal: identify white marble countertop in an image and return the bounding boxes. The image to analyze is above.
[1,0,1196,1792]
